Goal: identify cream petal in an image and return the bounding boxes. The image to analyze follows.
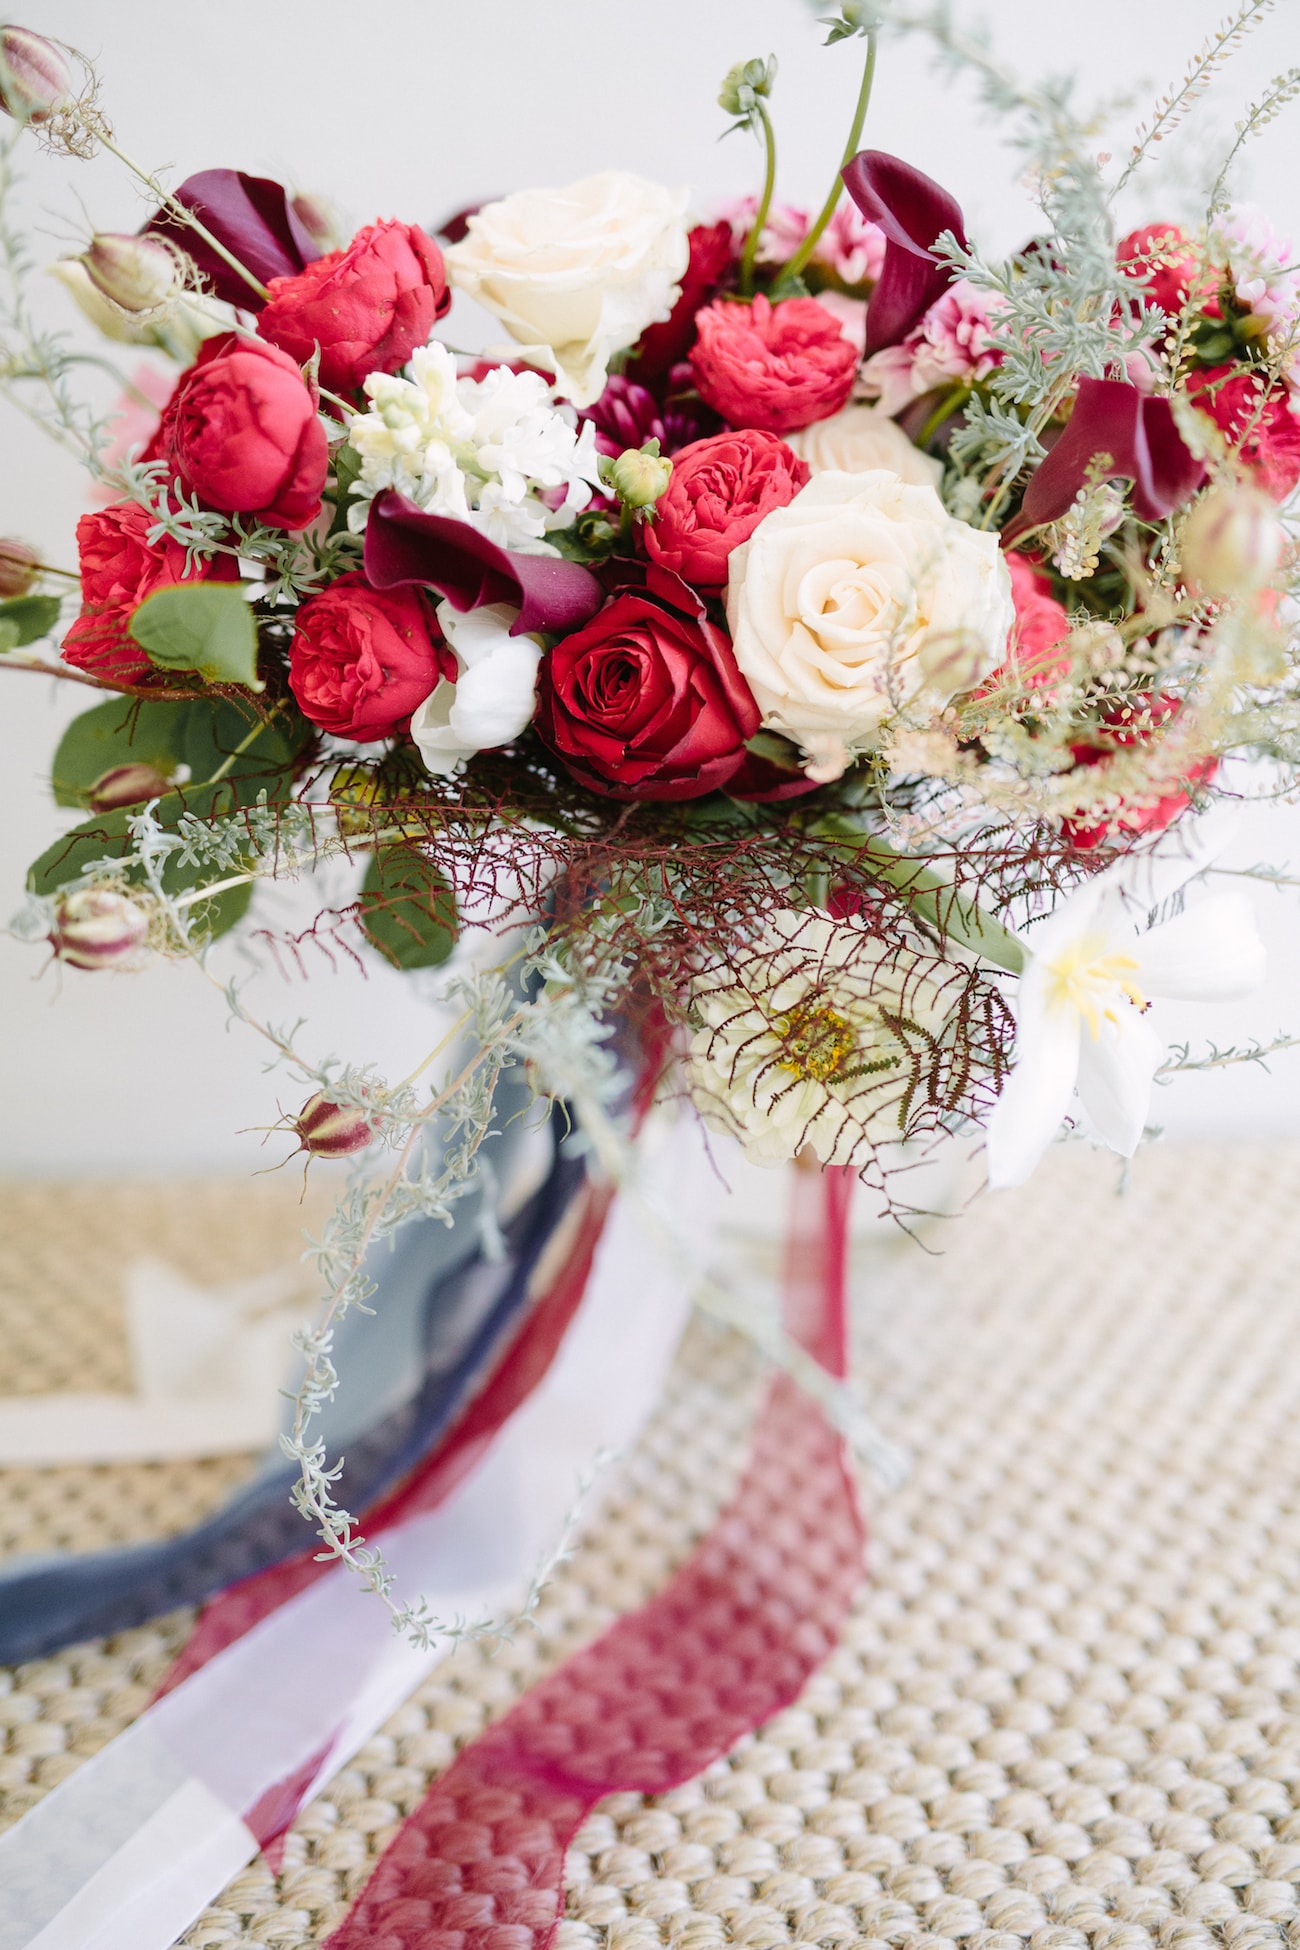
[1074,1006,1164,1157]
[985,979,1083,1190]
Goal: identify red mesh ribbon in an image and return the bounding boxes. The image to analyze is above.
[325,1160,865,1950]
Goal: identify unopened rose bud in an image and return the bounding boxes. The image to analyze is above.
[0,26,73,124]
[87,762,173,812]
[607,445,673,511]
[294,1093,375,1159]
[79,233,180,315]
[0,539,37,597]
[1180,483,1285,598]
[50,886,150,970]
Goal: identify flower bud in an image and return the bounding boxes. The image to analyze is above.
[49,886,150,970]
[718,55,775,119]
[0,26,73,124]
[606,445,673,510]
[1180,483,1286,598]
[294,1093,375,1158]
[49,259,156,344]
[78,233,180,315]
[87,762,173,813]
[0,539,37,598]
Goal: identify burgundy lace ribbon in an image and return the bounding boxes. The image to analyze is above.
[325,1162,866,1950]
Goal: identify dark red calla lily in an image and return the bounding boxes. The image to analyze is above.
[841,150,967,353]
[363,490,605,638]
[146,169,321,310]
[1010,376,1206,536]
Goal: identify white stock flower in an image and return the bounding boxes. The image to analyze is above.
[347,343,603,553]
[986,817,1265,1189]
[445,171,690,408]
[410,601,541,775]
[726,470,1013,783]
[786,403,943,490]
[687,909,960,1168]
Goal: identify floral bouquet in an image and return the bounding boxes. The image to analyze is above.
[0,5,1299,1939]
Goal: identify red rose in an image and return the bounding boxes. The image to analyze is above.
[643,430,809,593]
[1062,693,1216,851]
[1187,367,1300,502]
[257,220,451,394]
[152,333,328,531]
[1117,223,1211,316]
[689,294,858,434]
[61,501,237,682]
[288,573,449,740]
[535,592,760,800]
[626,220,734,383]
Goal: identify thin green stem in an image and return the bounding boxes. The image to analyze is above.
[775,30,877,290]
[738,101,778,299]
[86,127,271,305]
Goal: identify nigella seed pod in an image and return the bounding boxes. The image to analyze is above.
[0,26,73,123]
[49,886,150,970]
[0,538,37,597]
[79,233,180,314]
[87,762,173,813]
[1180,483,1286,598]
[294,1093,375,1158]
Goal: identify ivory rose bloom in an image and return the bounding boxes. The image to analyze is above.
[726,471,1014,781]
[444,171,690,408]
[786,403,942,489]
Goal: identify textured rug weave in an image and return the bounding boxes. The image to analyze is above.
[3,1142,1300,1950]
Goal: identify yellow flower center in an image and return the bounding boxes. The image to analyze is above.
[774,998,857,1083]
[1043,931,1147,1038]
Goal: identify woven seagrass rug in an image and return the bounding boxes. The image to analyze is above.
[2,1142,1299,1950]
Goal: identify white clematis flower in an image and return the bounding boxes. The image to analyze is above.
[986,817,1265,1189]
[410,601,541,775]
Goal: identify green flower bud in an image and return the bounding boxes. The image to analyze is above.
[607,445,673,511]
[718,55,776,120]
[79,232,181,315]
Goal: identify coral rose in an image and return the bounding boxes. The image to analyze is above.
[289,573,449,741]
[643,430,809,593]
[534,591,760,800]
[1117,223,1208,316]
[62,500,238,682]
[785,402,942,488]
[1005,551,1071,683]
[152,333,328,531]
[1187,367,1300,501]
[257,220,450,394]
[689,295,857,434]
[1063,694,1217,851]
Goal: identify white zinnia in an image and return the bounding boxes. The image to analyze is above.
[986,816,1265,1189]
[726,470,1013,784]
[347,343,603,554]
[687,909,960,1168]
[410,602,541,775]
[445,171,690,408]
[785,404,942,490]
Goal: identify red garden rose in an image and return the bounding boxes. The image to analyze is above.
[689,293,858,434]
[643,430,810,593]
[150,333,328,531]
[257,220,451,394]
[61,500,238,682]
[1187,366,1300,502]
[1117,223,1210,316]
[535,592,760,800]
[626,219,734,383]
[288,573,450,740]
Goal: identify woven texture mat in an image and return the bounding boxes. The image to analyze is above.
[3,1142,1300,1950]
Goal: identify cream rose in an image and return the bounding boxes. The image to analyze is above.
[726,470,1013,781]
[785,403,943,490]
[445,171,690,409]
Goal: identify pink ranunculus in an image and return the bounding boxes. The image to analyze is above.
[858,279,1002,417]
[1006,553,1071,687]
[62,500,238,683]
[688,294,858,435]
[288,573,450,740]
[1187,367,1300,502]
[257,220,451,394]
[818,200,886,290]
[643,429,809,593]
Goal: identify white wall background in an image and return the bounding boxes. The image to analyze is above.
[1,0,1299,1174]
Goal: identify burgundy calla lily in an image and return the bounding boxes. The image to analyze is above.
[146,169,321,310]
[363,491,605,638]
[1011,376,1206,535]
[841,150,967,353]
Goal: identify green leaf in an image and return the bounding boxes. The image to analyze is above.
[0,594,61,650]
[327,443,364,538]
[178,695,313,787]
[50,698,183,810]
[129,582,262,689]
[359,846,458,971]
[810,816,1026,975]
